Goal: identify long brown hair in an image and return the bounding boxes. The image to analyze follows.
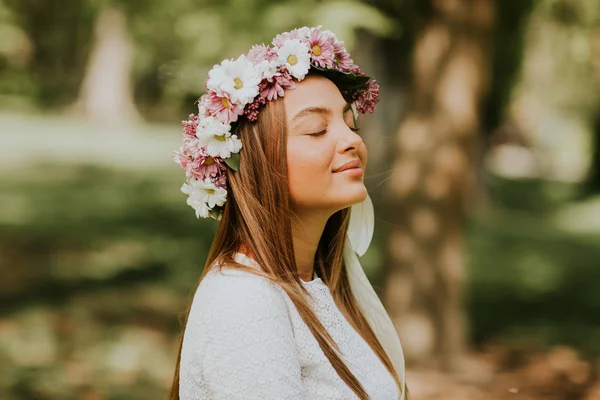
[168,96,403,399]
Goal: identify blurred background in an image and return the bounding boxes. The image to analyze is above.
[0,0,599,399]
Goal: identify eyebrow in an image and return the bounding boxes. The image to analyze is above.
[291,103,352,127]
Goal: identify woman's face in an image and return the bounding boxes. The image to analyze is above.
[284,75,368,215]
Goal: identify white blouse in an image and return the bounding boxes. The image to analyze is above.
[179,253,399,399]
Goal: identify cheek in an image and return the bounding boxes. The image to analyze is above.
[359,142,368,169]
[287,139,335,199]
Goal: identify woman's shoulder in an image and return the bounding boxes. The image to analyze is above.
[200,262,281,295]
[189,264,290,324]
[179,264,302,398]
[197,253,285,298]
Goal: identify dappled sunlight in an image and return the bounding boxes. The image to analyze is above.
[552,195,600,235]
[0,0,599,398]
[0,113,179,171]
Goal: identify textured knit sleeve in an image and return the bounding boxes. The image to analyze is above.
[179,269,305,400]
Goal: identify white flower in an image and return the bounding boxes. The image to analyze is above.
[255,59,278,80]
[183,135,202,153]
[181,178,227,218]
[197,94,209,117]
[195,116,242,158]
[206,133,242,159]
[296,26,311,40]
[277,39,311,80]
[206,55,261,106]
[196,116,230,142]
[321,28,337,40]
[181,181,210,218]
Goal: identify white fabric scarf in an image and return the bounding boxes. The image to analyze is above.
[346,193,406,399]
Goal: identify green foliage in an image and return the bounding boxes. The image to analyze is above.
[0,0,400,121]
[1,114,600,396]
[466,175,600,352]
[2,0,96,106]
[483,0,534,131]
[224,152,240,172]
[128,0,399,120]
[0,154,216,396]
[1,0,599,396]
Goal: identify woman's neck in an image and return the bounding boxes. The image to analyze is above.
[291,210,329,282]
[237,210,331,282]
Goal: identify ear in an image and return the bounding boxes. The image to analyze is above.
[347,192,374,256]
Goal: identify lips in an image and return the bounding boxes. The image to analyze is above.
[333,159,362,173]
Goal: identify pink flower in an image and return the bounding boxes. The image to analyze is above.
[246,44,277,64]
[308,28,335,68]
[272,32,294,48]
[332,40,354,73]
[259,68,296,101]
[354,79,380,114]
[188,148,227,181]
[174,145,193,169]
[212,173,227,189]
[244,96,267,122]
[174,136,202,171]
[181,113,199,138]
[272,27,310,48]
[196,95,211,117]
[204,89,244,125]
[349,65,365,76]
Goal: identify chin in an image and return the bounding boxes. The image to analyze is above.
[336,184,368,210]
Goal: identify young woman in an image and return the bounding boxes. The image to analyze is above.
[170,26,407,399]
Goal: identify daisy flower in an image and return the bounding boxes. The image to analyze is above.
[321,28,337,40]
[308,28,335,68]
[174,133,203,165]
[259,68,296,101]
[188,148,227,181]
[332,40,355,73]
[272,27,311,48]
[173,144,193,169]
[181,178,227,218]
[196,115,229,143]
[254,59,279,81]
[246,44,277,64]
[276,39,311,80]
[204,88,244,125]
[196,116,243,159]
[206,55,261,106]
[176,26,381,219]
[197,95,210,117]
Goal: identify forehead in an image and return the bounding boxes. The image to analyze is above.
[283,75,347,118]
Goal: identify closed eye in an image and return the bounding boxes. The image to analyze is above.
[309,129,327,137]
[349,127,360,133]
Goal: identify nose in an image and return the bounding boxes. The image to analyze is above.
[338,126,363,154]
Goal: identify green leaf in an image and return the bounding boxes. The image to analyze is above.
[225,153,240,172]
[208,206,222,221]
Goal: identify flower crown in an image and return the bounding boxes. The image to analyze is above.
[174,26,380,220]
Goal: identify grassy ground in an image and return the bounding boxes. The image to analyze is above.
[1,113,599,399]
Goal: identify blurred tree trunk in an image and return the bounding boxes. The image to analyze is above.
[4,0,94,106]
[382,0,495,371]
[591,25,600,193]
[71,7,141,123]
[503,0,600,183]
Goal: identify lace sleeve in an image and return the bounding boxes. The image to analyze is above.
[179,269,305,400]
